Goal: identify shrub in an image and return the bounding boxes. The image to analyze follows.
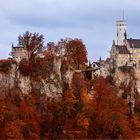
[19,59,32,76]
[0,59,16,73]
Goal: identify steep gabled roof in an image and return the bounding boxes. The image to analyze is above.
[92,62,100,67]
[115,45,130,54]
[12,44,25,49]
[127,39,140,48]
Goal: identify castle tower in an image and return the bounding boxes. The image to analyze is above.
[116,20,127,45]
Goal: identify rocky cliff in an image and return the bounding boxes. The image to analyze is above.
[0,57,74,99]
[113,67,139,114]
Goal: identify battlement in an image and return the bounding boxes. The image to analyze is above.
[11,44,28,62]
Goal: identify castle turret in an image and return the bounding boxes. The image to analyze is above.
[116,20,127,45]
[11,44,28,62]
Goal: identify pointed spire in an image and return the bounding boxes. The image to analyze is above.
[113,40,115,46]
[89,60,91,67]
[99,56,102,62]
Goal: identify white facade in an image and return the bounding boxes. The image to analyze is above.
[116,54,130,67]
[117,20,127,45]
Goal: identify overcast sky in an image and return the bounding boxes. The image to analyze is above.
[0,0,140,61]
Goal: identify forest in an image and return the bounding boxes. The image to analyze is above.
[0,31,140,139]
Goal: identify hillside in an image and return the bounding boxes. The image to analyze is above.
[0,32,140,139]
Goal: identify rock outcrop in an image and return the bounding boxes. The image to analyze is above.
[0,57,74,99]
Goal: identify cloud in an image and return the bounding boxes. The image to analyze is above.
[1,0,140,60]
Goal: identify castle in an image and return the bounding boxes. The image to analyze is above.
[110,20,140,69]
[11,44,28,62]
[11,19,140,78]
[89,19,140,79]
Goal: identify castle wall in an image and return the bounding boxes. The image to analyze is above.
[116,54,130,67]
[12,47,28,62]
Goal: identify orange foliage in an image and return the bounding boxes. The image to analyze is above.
[19,59,32,76]
[0,59,16,73]
[19,57,54,79]
[66,39,87,69]
[1,32,140,139]
[19,96,41,139]
[64,88,79,116]
[0,75,139,139]
[76,113,89,135]
[88,77,135,139]
[44,98,65,139]
[130,116,140,137]
[5,120,25,140]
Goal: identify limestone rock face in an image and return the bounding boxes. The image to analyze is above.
[0,64,17,89]
[0,63,31,95]
[53,57,62,80]
[114,68,139,93]
[135,69,140,93]
[0,57,74,98]
[16,73,31,95]
[32,74,62,98]
[113,68,137,115]
[114,68,131,87]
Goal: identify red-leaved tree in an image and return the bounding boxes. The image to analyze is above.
[18,31,45,60]
[66,39,87,69]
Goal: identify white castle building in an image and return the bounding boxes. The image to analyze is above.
[110,20,140,68]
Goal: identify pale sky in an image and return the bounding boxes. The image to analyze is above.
[0,0,140,61]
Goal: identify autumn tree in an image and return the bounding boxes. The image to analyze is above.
[130,115,140,138]
[19,59,32,76]
[44,98,66,139]
[88,77,135,139]
[60,74,91,139]
[19,93,41,139]
[0,93,7,139]
[46,38,87,70]
[18,31,45,60]
[75,88,91,138]
[5,120,25,140]
[46,42,56,56]
[64,88,79,116]
[66,39,87,69]
[72,73,89,99]
[0,88,24,139]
